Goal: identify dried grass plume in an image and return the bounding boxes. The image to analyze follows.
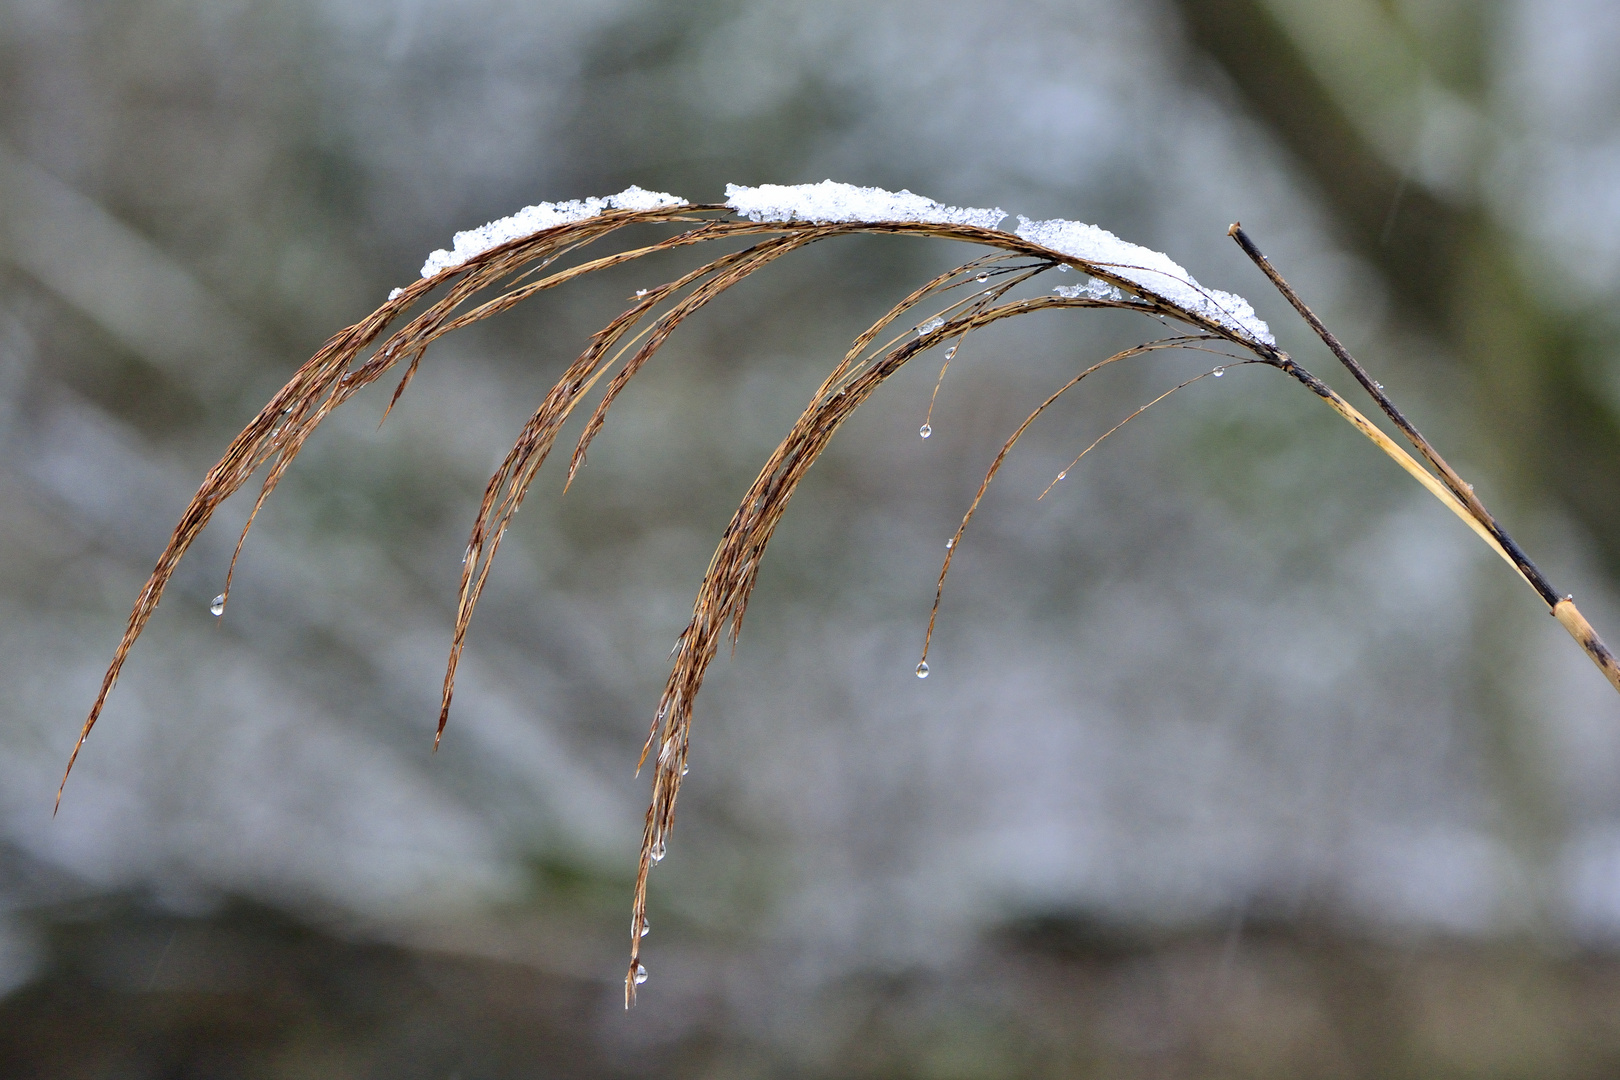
[63,184,1620,1007]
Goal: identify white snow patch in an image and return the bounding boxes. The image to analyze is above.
[725,180,1006,230]
[1053,277,1126,302]
[1015,216,1274,345]
[419,186,687,278]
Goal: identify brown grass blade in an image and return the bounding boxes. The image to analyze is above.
[917,337,1219,667]
[623,288,1157,1005]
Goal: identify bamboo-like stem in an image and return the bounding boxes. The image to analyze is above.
[1229,224,1620,696]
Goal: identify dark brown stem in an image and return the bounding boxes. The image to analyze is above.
[1228,223,1560,608]
[1231,224,1620,697]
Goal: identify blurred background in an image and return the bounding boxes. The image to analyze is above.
[4,0,1620,1074]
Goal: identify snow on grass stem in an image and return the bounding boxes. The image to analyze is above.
[62,184,1620,1011]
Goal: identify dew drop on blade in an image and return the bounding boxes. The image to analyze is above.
[945,538,954,549]
[1056,471,1067,481]
[636,288,648,298]
[916,661,930,679]
[640,917,650,938]
[919,423,932,439]
[975,272,989,283]
[650,841,666,863]
[210,594,226,617]
[634,963,649,985]
[680,762,689,776]
[1213,367,1225,377]
[945,346,957,359]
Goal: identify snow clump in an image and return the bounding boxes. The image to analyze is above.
[420,186,687,278]
[725,181,1005,230]
[1014,216,1273,345]
[1053,278,1126,302]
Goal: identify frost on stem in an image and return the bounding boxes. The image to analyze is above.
[1015,216,1275,346]
[1053,278,1127,302]
[725,180,1006,230]
[419,185,688,278]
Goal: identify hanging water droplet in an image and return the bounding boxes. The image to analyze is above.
[680,761,689,776]
[975,271,990,283]
[1213,367,1225,378]
[916,661,930,679]
[210,594,226,617]
[1056,471,1067,481]
[945,345,957,359]
[945,537,955,549]
[1058,264,1071,272]
[634,963,649,985]
[639,917,650,938]
[650,841,666,863]
[1374,381,1384,390]
[919,423,932,439]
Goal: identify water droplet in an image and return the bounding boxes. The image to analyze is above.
[634,963,649,985]
[680,761,689,776]
[1374,381,1384,390]
[916,661,930,679]
[1058,264,1071,272]
[915,317,944,336]
[650,841,666,863]
[919,424,932,439]
[1213,367,1225,377]
[945,537,955,549]
[975,272,990,283]
[636,288,648,298]
[1465,483,1474,491]
[210,594,226,617]
[639,917,650,938]
[945,345,957,359]
[1056,471,1067,481]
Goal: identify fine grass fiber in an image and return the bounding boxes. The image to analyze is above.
[64,194,1620,1007]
